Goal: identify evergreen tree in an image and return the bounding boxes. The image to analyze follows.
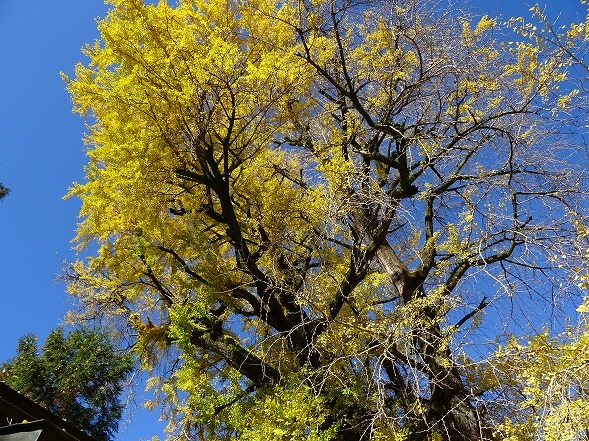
[1,327,133,441]
[0,183,9,200]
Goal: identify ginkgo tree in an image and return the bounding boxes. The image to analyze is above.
[63,0,589,439]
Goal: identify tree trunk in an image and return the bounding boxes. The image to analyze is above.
[428,367,488,440]
[375,241,419,303]
[375,241,489,440]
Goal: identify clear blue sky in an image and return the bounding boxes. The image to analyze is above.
[0,1,585,440]
[0,1,165,440]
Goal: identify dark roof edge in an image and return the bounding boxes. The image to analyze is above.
[0,383,96,441]
[0,419,81,441]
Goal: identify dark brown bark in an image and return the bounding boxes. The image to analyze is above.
[375,241,488,440]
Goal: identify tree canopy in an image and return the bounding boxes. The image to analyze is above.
[0,182,9,200]
[63,0,589,439]
[1,327,133,441]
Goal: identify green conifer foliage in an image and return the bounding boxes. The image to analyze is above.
[1,327,133,441]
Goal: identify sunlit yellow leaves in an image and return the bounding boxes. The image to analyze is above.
[494,328,589,440]
[64,0,313,286]
[577,297,589,313]
[474,15,497,35]
[557,88,580,110]
[497,417,536,441]
[567,21,589,39]
[461,15,497,47]
[437,223,469,258]
[231,384,335,441]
